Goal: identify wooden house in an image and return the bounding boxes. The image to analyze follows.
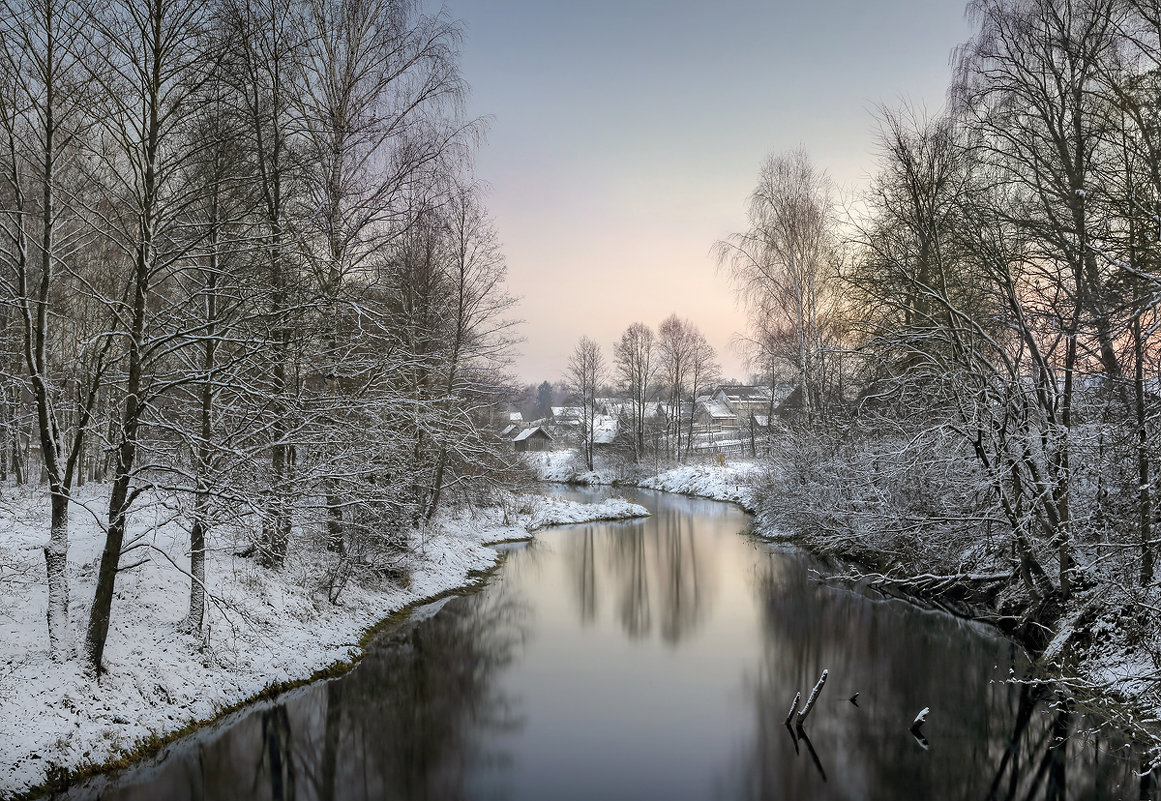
[514,426,552,452]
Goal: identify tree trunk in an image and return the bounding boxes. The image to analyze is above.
[86,468,132,674]
[325,484,345,553]
[44,487,71,660]
[187,513,207,631]
[425,446,448,522]
[1135,312,1153,585]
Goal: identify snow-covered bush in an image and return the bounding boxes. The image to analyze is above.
[757,422,1000,574]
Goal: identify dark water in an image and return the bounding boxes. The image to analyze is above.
[61,490,1153,801]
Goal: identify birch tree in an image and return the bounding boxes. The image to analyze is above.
[0,0,103,661]
[567,336,604,472]
[613,322,655,462]
[715,149,838,426]
[82,0,215,674]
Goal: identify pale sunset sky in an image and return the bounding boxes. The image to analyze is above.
[434,0,973,384]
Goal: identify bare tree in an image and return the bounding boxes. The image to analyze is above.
[224,0,306,568]
[656,315,693,459]
[81,0,216,674]
[715,149,838,426]
[292,0,469,548]
[0,0,104,661]
[613,322,656,462]
[684,328,720,459]
[567,336,604,471]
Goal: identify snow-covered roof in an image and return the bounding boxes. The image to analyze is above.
[500,424,519,438]
[509,412,523,423]
[551,406,583,421]
[699,399,735,419]
[593,415,618,445]
[514,426,551,442]
[715,385,773,402]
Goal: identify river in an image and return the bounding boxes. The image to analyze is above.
[58,488,1153,800]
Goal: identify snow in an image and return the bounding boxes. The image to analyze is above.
[513,426,548,443]
[521,450,584,482]
[522,451,764,511]
[698,399,735,420]
[526,496,650,530]
[0,485,642,796]
[592,414,619,445]
[912,707,929,727]
[635,462,762,509]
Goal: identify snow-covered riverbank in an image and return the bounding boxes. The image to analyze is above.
[522,450,765,511]
[0,487,648,797]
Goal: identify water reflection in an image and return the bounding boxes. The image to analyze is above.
[568,529,598,624]
[725,552,1153,801]
[561,508,715,643]
[65,580,529,801]
[60,491,1155,801]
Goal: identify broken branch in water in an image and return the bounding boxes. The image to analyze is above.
[854,570,1010,595]
[796,669,828,726]
[784,691,801,726]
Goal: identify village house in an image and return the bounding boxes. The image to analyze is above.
[513,426,552,452]
[694,397,736,432]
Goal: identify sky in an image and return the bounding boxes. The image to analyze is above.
[433,0,974,384]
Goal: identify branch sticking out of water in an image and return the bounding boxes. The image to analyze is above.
[796,669,828,726]
[784,691,801,726]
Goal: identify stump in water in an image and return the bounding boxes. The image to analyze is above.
[784,692,801,727]
[795,669,828,727]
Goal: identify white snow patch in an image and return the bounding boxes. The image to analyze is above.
[635,462,762,508]
[0,485,522,796]
[525,496,650,530]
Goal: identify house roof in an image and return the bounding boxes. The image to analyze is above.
[551,406,583,421]
[514,426,551,442]
[593,415,618,444]
[500,424,518,438]
[699,399,735,419]
[509,412,523,422]
[715,385,773,401]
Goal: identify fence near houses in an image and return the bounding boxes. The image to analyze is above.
[690,436,747,457]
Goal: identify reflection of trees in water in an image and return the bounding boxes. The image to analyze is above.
[657,511,704,643]
[78,583,529,801]
[570,529,599,624]
[563,510,716,643]
[305,582,528,801]
[721,554,1155,801]
[615,526,651,638]
[257,705,296,801]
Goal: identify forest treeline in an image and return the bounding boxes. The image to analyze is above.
[0,0,518,675]
[720,0,1161,657]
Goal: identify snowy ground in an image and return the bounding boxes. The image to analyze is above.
[634,462,762,510]
[0,485,641,797]
[522,450,765,510]
[526,495,649,529]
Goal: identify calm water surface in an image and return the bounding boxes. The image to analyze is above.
[61,489,1153,800]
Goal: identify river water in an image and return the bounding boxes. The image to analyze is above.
[61,489,1154,800]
